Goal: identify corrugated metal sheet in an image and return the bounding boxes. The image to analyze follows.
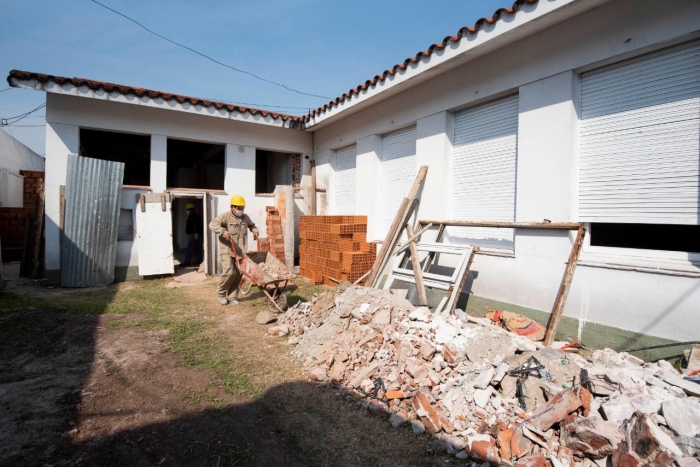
[380,125,417,238]
[61,154,124,287]
[450,94,518,249]
[580,40,700,225]
[333,143,357,215]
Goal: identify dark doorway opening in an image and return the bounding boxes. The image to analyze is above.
[167,139,225,190]
[172,197,204,267]
[255,150,301,194]
[590,223,700,253]
[79,129,151,186]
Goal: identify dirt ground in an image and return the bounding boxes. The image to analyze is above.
[0,264,453,467]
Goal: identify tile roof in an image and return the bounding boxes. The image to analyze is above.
[303,0,539,123]
[6,70,302,124]
[8,0,539,128]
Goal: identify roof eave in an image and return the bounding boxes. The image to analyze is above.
[8,75,304,130]
[304,0,611,131]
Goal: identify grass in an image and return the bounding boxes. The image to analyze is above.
[1,279,258,397]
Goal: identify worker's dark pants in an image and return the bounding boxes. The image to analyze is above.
[184,234,201,264]
[217,254,241,298]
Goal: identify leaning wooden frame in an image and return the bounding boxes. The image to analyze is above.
[384,242,476,315]
[406,220,587,347]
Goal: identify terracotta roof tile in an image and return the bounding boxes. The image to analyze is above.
[6,69,302,124]
[304,0,539,122]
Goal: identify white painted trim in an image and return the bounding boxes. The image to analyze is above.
[9,78,298,129]
[305,0,611,129]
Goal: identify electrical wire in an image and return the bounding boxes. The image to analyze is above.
[0,88,14,93]
[90,0,331,101]
[0,103,46,127]
[3,124,46,127]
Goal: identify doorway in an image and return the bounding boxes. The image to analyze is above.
[168,191,218,275]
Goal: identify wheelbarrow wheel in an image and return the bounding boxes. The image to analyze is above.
[269,293,288,313]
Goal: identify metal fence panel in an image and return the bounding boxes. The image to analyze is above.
[61,154,124,287]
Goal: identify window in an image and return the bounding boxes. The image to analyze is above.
[449,95,518,251]
[590,223,700,253]
[255,150,300,194]
[167,138,225,190]
[79,129,150,186]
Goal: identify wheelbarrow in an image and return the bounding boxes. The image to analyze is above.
[229,239,291,313]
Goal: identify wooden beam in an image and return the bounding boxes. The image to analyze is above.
[543,226,586,346]
[367,166,428,287]
[393,223,432,256]
[418,220,581,230]
[310,160,317,215]
[406,225,428,306]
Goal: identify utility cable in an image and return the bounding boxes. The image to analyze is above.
[4,126,35,170]
[0,103,46,127]
[90,0,331,101]
[0,88,14,93]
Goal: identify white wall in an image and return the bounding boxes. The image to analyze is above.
[44,94,312,273]
[0,128,45,174]
[311,0,700,341]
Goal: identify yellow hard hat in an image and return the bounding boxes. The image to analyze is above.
[230,194,246,206]
[185,203,196,210]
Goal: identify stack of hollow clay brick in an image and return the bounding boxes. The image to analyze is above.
[299,215,377,287]
[257,206,285,261]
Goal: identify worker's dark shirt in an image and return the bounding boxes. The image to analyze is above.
[186,212,202,235]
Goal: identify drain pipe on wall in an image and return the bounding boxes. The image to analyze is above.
[309,130,317,215]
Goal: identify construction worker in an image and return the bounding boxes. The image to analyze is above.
[209,194,259,305]
[181,203,202,267]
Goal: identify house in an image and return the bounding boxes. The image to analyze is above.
[7,0,700,343]
[0,129,44,208]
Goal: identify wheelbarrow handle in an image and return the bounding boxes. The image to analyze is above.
[228,238,254,296]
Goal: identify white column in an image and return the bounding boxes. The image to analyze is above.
[355,135,382,240]
[516,71,578,222]
[150,135,167,193]
[44,122,79,276]
[416,111,452,221]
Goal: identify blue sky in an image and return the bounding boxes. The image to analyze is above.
[1,0,509,155]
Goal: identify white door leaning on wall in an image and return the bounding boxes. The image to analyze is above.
[136,193,175,276]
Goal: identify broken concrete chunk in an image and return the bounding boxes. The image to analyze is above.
[531,390,582,432]
[662,398,700,437]
[411,419,426,434]
[602,395,636,430]
[408,307,431,322]
[308,367,327,381]
[612,412,682,467]
[676,457,700,467]
[473,367,496,390]
[674,436,700,457]
[256,310,276,325]
[372,307,391,325]
[473,387,493,409]
[515,455,547,467]
[348,362,380,388]
[268,324,289,336]
[661,373,700,397]
[389,412,408,428]
[559,414,623,458]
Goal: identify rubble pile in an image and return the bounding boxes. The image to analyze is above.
[275,285,700,466]
[257,257,294,281]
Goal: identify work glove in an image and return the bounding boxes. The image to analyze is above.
[252,228,259,241]
[222,231,230,240]
[194,233,199,241]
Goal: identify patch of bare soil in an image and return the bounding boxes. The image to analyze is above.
[0,309,307,467]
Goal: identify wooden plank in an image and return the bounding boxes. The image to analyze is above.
[370,197,419,287]
[310,160,317,216]
[448,245,476,314]
[367,166,428,286]
[366,197,409,286]
[418,220,581,230]
[393,223,432,256]
[543,226,586,346]
[406,225,428,306]
[31,178,45,278]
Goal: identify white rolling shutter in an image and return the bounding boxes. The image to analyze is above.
[333,143,357,215]
[379,125,417,237]
[580,41,700,225]
[450,94,518,249]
